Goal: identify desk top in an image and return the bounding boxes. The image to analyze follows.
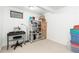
[7,31,25,36]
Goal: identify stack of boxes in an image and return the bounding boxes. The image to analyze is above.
[70,25,79,53]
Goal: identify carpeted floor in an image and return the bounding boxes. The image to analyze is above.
[0,39,72,53]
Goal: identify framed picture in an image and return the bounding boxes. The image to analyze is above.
[10,10,23,19]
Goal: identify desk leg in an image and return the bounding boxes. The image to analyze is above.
[7,36,9,50]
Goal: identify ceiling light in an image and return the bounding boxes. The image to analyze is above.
[28,6,38,10]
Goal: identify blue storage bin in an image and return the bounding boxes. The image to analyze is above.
[71,46,79,53]
[71,36,79,40]
[70,29,79,53]
[71,40,79,44]
[71,33,79,38]
[70,29,79,44]
[71,39,79,44]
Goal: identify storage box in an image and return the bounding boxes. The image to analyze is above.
[70,29,79,34]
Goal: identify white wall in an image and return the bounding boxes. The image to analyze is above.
[45,7,79,45]
[0,7,4,49]
[1,6,40,46]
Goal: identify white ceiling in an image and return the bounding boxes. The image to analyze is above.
[24,6,65,15]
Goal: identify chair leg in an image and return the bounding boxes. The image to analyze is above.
[11,41,23,50]
[14,45,17,50]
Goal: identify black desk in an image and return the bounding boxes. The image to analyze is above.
[7,31,26,50]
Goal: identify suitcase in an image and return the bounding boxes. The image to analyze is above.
[74,25,79,29]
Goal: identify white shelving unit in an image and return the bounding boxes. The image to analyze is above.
[28,20,44,43]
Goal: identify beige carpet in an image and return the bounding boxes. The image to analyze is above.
[0,39,71,53]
